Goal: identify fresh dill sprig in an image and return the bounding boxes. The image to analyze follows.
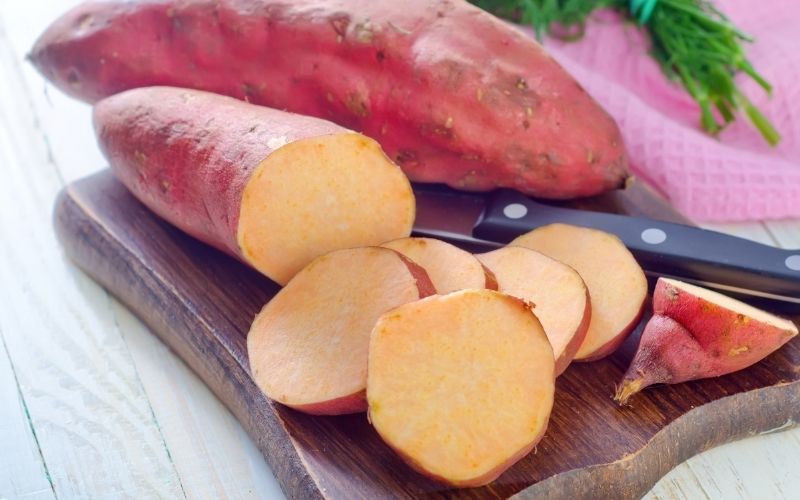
[472,0,780,145]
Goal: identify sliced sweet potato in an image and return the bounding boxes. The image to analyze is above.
[511,223,647,361]
[95,87,415,285]
[381,237,497,293]
[476,246,590,375]
[615,278,798,404]
[367,289,555,487]
[247,247,434,415]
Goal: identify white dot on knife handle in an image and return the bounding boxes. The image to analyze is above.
[503,203,528,219]
[641,228,667,245]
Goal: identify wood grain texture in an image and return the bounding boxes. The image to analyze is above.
[0,18,187,497]
[54,170,800,499]
[0,335,54,500]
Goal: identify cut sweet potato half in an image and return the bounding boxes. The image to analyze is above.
[238,133,416,285]
[381,237,497,293]
[512,223,647,361]
[476,246,590,375]
[95,87,415,286]
[247,247,434,415]
[367,289,555,487]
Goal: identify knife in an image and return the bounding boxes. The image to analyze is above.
[411,185,800,307]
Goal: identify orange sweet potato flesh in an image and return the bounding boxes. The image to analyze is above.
[94,87,415,285]
[476,246,590,375]
[511,224,647,361]
[248,247,435,415]
[381,237,497,293]
[367,289,555,487]
[32,0,628,199]
[615,278,798,404]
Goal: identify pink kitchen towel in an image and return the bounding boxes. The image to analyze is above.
[533,0,800,222]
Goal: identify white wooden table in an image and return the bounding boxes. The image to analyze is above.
[1,2,798,499]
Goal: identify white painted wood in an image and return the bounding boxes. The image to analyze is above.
[0,335,56,500]
[1,0,104,183]
[0,2,281,499]
[764,220,800,249]
[699,222,777,245]
[110,303,280,500]
[0,2,796,499]
[0,14,186,499]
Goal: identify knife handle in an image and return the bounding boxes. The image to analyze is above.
[474,190,800,300]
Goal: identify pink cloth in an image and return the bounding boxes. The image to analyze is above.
[530,0,800,221]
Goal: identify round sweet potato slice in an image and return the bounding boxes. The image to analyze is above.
[477,246,590,375]
[367,289,555,487]
[247,247,434,415]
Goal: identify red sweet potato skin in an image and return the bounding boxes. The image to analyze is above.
[653,279,797,371]
[93,86,345,258]
[32,0,628,199]
[622,314,706,388]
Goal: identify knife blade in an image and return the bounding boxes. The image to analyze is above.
[411,185,800,307]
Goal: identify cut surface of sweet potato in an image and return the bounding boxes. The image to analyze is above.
[238,133,415,285]
[381,237,497,293]
[247,247,434,415]
[512,223,647,361]
[367,289,555,487]
[477,246,590,375]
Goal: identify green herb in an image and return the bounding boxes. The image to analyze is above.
[472,0,780,145]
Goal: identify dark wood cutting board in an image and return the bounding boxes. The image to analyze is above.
[54,170,799,499]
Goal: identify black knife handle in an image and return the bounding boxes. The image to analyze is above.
[473,190,800,299]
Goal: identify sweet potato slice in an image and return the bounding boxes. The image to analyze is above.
[367,289,555,487]
[476,246,590,375]
[615,278,798,404]
[247,247,434,415]
[511,224,647,361]
[381,237,497,293]
[95,87,415,285]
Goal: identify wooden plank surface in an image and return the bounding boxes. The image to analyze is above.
[0,1,280,498]
[0,15,185,498]
[54,170,800,499]
[1,1,798,499]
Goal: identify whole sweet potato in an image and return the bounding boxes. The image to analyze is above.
[94,86,415,285]
[31,0,628,199]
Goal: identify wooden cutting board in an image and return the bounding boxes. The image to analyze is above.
[54,170,799,499]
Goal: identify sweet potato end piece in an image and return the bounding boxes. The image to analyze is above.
[367,290,555,486]
[238,133,415,285]
[616,280,798,405]
[657,278,798,341]
[614,314,701,405]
